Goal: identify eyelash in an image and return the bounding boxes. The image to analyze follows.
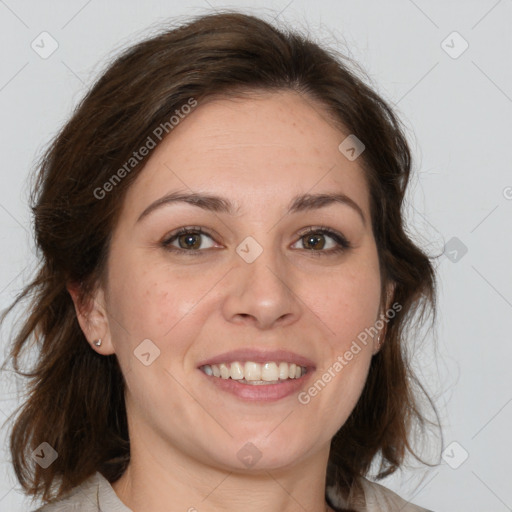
[161,226,351,256]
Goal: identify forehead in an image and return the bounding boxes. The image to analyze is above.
[120,90,370,220]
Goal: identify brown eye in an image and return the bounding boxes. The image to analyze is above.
[291,227,351,255]
[162,228,216,253]
[302,233,326,250]
[177,232,202,250]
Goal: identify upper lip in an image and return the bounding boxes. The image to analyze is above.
[197,348,316,369]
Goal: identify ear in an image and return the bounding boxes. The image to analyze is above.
[384,281,396,310]
[67,281,115,355]
[372,281,397,355]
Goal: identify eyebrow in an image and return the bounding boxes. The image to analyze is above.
[136,191,367,226]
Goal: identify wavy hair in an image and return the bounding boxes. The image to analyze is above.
[1,11,440,508]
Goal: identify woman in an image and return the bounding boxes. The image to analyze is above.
[3,11,439,512]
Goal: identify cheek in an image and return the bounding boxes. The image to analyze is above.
[109,278,178,338]
[311,265,381,348]
[321,266,380,406]
[106,254,221,349]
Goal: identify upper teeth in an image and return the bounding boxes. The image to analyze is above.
[200,361,306,382]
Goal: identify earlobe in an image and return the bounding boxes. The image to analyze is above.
[385,281,397,310]
[372,333,383,355]
[66,281,115,354]
[373,281,397,355]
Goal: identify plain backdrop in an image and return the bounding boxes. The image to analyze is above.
[0,1,511,511]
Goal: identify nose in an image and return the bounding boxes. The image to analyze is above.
[221,240,301,330]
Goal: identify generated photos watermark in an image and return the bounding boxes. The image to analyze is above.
[93,97,197,200]
[297,301,402,404]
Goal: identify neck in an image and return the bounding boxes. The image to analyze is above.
[111,428,334,512]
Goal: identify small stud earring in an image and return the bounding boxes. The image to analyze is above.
[375,334,383,352]
[94,339,102,347]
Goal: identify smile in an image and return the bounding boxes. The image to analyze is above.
[200,361,307,385]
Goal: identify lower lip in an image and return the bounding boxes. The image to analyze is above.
[198,370,313,402]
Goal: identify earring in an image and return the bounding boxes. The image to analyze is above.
[94,339,102,347]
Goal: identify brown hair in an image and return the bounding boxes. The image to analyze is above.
[1,10,440,508]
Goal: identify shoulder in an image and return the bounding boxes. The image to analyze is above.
[32,473,100,512]
[32,472,131,512]
[327,476,434,512]
[359,477,434,511]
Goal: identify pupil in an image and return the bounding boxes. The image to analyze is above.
[180,234,200,249]
[305,234,324,250]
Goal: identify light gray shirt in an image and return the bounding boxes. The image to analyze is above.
[33,471,433,511]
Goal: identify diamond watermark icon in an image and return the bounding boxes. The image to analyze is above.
[236,236,263,263]
[31,442,58,468]
[134,338,161,366]
[441,31,469,59]
[237,442,262,468]
[442,441,469,469]
[31,31,59,59]
[443,236,468,263]
[338,134,365,161]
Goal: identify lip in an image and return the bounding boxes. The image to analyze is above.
[196,348,316,370]
[196,348,316,402]
[198,367,314,402]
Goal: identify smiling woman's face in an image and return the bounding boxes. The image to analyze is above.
[95,90,387,472]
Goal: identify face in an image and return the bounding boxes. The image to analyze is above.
[89,90,388,472]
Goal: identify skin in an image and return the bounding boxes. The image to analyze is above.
[71,90,394,512]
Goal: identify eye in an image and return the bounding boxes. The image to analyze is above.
[291,227,351,254]
[161,225,351,256]
[162,227,217,253]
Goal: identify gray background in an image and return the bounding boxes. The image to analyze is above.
[0,1,511,511]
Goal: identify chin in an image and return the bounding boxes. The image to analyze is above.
[203,433,316,474]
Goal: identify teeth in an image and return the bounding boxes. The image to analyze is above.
[261,362,278,381]
[230,361,244,380]
[200,361,307,382]
[278,362,289,380]
[244,362,261,381]
[219,363,230,379]
[238,379,280,386]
